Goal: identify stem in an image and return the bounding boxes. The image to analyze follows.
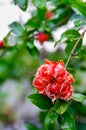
[0,49,7,58]
[65,29,86,69]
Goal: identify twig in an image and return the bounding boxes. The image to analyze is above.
[65,29,86,69]
[0,49,7,59]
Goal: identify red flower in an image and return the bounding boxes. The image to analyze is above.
[0,41,4,48]
[45,11,54,20]
[35,32,49,44]
[33,59,75,101]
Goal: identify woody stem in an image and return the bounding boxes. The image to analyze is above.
[65,29,86,69]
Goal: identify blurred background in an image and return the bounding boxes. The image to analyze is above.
[0,0,86,130]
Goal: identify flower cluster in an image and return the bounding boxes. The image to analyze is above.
[33,59,75,101]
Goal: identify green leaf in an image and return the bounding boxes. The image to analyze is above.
[44,108,58,130]
[62,29,80,41]
[32,0,46,9]
[25,17,40,29]
[54,39,61,47]
[54,29,82,49]
[26,46,40,58]
[62,29,82,54]
[74,17,86,29]
[54,100,68,114]
[17,0,28,11]
[72,93,86,102]
[63,0,86,16]
[37,8,46,21]
[65,39,82,55]
[28,93,53,110]
[9,22,24,36]
[14,0,18,4]
[26,41,34,49]
[58,112,76,130]
[25,123,39,130]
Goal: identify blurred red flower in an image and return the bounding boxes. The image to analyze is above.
[33,59,75,101]
[45,11,54,20]
[35,32,49,44]
[0,40,4,48]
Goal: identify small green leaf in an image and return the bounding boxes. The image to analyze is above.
[26,41,34,49]
[37,8,46,21]
[58,112,76,130]
[9,22,24,36]
[28,93,53,110]
[25,17,40,29]
[18,0,28,11]
[72,93,86,102]
[54,100,68,114]
[14,0,18,4]
[26,46,40,58]
[44,108,58,130]
[62,29,80,41]
[25,123,39,130]
[32,0,46,9]
[61,29,82,55]
[54,39,61,47]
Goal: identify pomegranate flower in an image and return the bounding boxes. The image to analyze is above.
[35,32,49,44]
[0,40,4,48]
[45,11,54,20]
[33,59,75,101]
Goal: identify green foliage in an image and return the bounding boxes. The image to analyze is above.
[9,22,24,36]
[44,108,58,130]
[63,0,86,16]
[14,0,28,11]
[55,29,82,55]
[54,100,68,114]
[58,112,76,130]
[25,123,40,130]
[28,93,53,110]
[0,0,86,129]
[72,93,86,102]
[32,0,46,9]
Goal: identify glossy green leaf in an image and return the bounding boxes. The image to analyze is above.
[44,108,58,130]
[25,17,40,29]
[63,0,86,16]
[62,29,80,41]
[17,0,28,11]
[72,93,86,102]
[9,22,24,36]
[32,0,46,9]
[37,8,46,21]
[62,29,82,54]
[25,123,39,130]
[54,100,68,114]
[58,112,76,130]
[28,93,53,110]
